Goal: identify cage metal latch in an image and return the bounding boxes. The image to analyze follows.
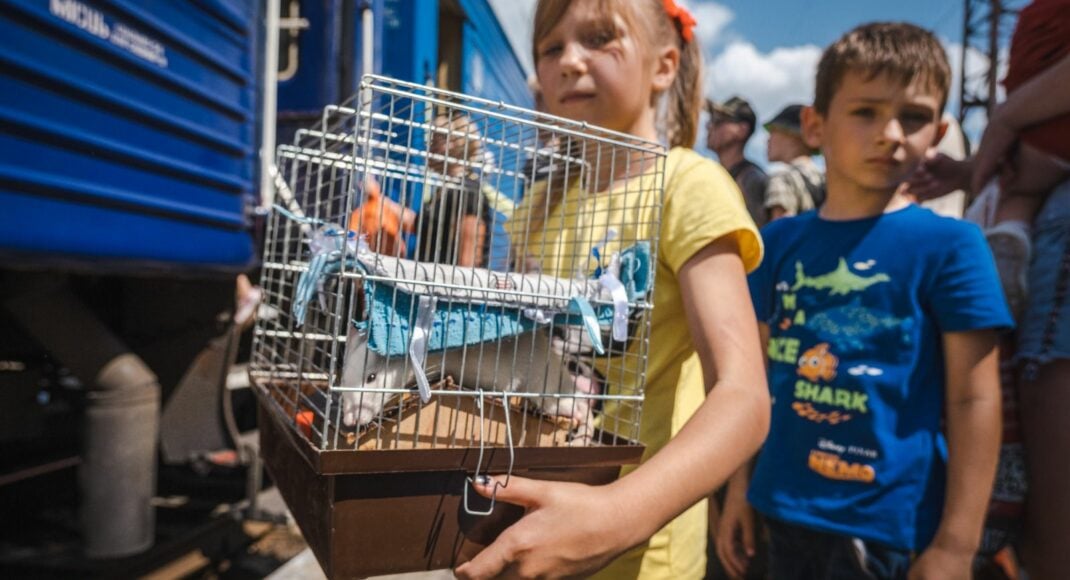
[463,388,515,516]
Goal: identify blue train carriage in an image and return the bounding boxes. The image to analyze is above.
[0,0,265,565]
[0,0,260,272]
[276,0,533,269]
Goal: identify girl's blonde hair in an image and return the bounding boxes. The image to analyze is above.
[519,0,702,239]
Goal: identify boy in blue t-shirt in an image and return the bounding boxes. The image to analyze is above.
[715,23,1014,580]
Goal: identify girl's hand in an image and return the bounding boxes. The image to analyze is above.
[907,150,973,200]
[454,475,639,580]
[907,544,973,580]
[970,108,1019,194]
[715,486,756,579]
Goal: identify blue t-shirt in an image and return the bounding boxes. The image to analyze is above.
[747,205,1013,551]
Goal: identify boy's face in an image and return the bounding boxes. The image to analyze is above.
[804,70,946,197]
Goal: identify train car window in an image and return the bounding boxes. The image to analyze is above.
[278,0,308,81]
[437,0,464,91]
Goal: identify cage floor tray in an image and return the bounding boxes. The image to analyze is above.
[354,391,574,450]
[258,396,641,578]
[254,378,644,475]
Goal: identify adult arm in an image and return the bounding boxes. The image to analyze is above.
[909,329,1001,579]
[454,235,770,579]
[908,151,974,202]
[972,52,1070,192]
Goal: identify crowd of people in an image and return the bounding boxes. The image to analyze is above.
[361,0,1070,578]
[707,99,827,226]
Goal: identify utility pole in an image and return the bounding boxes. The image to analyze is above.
[958,0,1023,135]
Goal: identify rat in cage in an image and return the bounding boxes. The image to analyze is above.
[338,314,601,441]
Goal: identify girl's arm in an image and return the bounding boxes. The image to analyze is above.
[715,321,770,579]
[455,235,770,580]
[909,329,1001,579]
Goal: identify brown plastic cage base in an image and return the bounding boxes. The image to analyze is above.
[255,384,644,578]
[254,377,645,473]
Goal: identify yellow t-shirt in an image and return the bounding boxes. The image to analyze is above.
[507,147,762,579]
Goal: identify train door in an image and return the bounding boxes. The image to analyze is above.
[275,0,383,145]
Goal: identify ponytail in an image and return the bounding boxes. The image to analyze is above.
[664,34,703,148]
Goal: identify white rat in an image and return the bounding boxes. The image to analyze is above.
[338,321,598,440]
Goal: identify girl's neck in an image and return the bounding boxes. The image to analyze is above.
[583,149,659,192]
[582,108,662,192]
[618,106,659,144]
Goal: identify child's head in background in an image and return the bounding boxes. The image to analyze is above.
[531,0,702,148]
[804,22,950,199]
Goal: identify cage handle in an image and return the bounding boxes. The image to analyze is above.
[463,389,515,516]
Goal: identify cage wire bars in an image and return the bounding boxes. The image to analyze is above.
[251,75,665,458]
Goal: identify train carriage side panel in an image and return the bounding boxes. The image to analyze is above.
[0,0,259,272]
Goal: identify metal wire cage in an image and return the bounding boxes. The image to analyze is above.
[251,75,665,465]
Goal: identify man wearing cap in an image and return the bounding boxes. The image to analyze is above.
[706,96,769,226]
[763,104,826,220]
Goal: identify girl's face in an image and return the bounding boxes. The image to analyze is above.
[534,1,661,140]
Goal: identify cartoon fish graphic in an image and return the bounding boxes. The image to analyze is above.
[791,258,890,296]
[806,298,914,351]
[797,342,839,382]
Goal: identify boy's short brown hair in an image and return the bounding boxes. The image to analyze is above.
[814,22,951,115]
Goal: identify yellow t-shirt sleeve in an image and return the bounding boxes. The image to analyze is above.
[660,148,763,275]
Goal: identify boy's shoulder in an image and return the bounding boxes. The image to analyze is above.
[900,204,986,247]
[758,210,819,242]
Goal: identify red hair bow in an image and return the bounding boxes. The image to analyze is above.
[663,0,697,43]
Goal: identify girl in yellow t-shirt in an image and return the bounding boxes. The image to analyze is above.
[456,1,769,578]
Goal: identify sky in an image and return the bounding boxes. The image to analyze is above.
[489,0,1009,166]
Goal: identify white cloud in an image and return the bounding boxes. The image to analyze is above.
[706,41,823,115]
[686,1,735,51]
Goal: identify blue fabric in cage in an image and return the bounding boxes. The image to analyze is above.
[359,241,651,357]
[363,280,538,357]
[280,199,654,358]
